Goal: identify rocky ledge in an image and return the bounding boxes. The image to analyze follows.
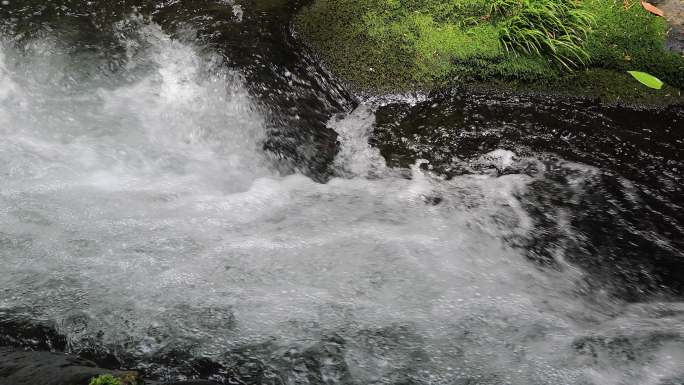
[0,348,218,385]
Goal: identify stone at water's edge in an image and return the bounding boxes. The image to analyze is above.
[145,0,357,181]
[372,90,684,301]
[652,0,684,54]
[0,348,121,385]
[0,314,66,352]
[0,348,218,385]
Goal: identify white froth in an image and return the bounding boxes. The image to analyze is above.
[330,106,387,177]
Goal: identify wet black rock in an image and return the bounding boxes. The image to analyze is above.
[272,334,352,385]
[0,309,66,352]
[373,89,683,189]
[372,89,684,301]
[0,310,223,384]
[573,332,683,364]
[0,348,124,385]
[0,348,221,385]
[146,0,357,181]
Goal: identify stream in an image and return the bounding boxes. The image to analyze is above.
[0,1,683,384]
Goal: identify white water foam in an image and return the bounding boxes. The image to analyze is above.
[1,20,683,385]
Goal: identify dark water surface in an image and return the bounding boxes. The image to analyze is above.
[1,1,683,384]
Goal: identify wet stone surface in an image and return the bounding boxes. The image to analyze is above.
[372,89,684,300]
[652,0,684,54]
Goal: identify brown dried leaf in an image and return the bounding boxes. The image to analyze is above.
[641,1,665,17]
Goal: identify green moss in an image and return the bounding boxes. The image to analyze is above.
[536,69,682,104]
[297,0,511,89]
[584,0,683,89]
[89,374,121,385]
[86,372,141,385]
[296,0,683,100]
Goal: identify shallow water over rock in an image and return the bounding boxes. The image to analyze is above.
[0,1,683,385]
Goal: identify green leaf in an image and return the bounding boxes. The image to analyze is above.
[627,71,664,89]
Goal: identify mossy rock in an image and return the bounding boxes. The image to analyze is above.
[89,372,141,385]
[295,0,684,102]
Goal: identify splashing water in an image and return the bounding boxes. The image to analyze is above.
[1,17,683,385]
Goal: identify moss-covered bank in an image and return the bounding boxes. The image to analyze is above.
[295,0,684,102]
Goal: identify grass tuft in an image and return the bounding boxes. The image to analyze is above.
[496,0,595,70]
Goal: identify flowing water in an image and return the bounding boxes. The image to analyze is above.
[0,2,683,385]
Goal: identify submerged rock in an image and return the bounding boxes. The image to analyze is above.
[0,309,66,352]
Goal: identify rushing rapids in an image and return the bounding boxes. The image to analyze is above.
[0,1,683,384]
